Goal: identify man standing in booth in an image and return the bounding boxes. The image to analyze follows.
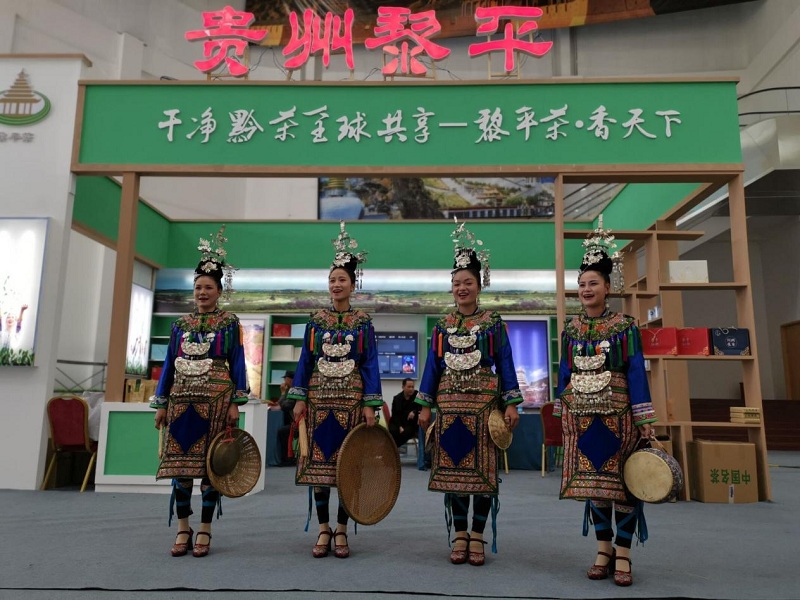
[389,378,419,447]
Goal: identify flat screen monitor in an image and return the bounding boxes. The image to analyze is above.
[504,318,551,408]
[376,331,418,379]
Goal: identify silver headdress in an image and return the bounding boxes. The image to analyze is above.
[451,217,491,288]
[331,220,367,289]
[196,225,237,299]
[580,214,623,293]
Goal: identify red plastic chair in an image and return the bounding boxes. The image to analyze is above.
[41,395,98,492]
[540,401,563,477]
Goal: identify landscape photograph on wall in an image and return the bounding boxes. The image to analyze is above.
[154,268,581,315]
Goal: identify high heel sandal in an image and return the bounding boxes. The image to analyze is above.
[192,531,212,557]
[468,538,487,566]
[614,555,633,586]
[312,528,333,558]
[333,531,350,559]
[170,528,193,557]
[587,549,615,580]
[449,535,470,564]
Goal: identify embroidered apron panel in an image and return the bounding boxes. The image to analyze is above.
[296,369,363,487]
[157,360,233,480]
[429,367,500,495]
[559,371,640,502]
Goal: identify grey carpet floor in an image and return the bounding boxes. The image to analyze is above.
[2,452,799,600]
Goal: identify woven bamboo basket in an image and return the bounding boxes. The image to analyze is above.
[206,428,262,498]
[488,409,513,474]
[336,424,401,525]
[424,423,435,454]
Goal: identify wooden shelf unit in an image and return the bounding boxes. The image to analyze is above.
[555,173,771,502]
[265,315,308,402]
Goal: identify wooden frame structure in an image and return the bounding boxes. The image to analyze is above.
[555,172,770,501]
[69,77,769,500]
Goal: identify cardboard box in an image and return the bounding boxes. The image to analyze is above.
[271,323,291,337]
[687,440,758,503]
[729,416,761,424]
[124,378,157,403]
[678,328,711,355]
[641,327,678,355]
[729,407,761,424]
[712,328,751,356]
[667,260,709,283]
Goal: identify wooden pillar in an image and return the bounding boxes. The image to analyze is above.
[554,174,566,349]
[105,172,140,402]
[728,173,771,501]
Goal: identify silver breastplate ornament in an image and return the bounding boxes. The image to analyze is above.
[317,332,356,379]
[444,325,483,386]
[174,331,215,377]
[569,343,614,415]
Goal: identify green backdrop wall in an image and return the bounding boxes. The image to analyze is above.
[72,177,697,271]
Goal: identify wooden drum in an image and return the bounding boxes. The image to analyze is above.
[623,447,684,503]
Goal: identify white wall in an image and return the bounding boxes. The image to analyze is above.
[750,216,800,398]
[0,56,87,489]
[56,231,114,389]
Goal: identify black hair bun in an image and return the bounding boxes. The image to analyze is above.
[332,253,359,274]
[579,252,613,277]
[452,249,482,277]
[194,259,224,284]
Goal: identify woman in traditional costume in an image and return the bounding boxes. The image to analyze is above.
[417,219,522,567]
[555,219,656,586]
[152,226,250,558]
[289,221,383,559]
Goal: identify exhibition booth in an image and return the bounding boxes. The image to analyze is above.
[0,54,770,500]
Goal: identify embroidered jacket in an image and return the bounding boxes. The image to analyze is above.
[150,310,250,408]
[416,310,523,407]
[287,308,383,407]
[555,311,657,425]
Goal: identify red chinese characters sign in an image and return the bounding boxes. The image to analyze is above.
[186,5,552,78]
[282,8,355,70]
[469,7,553,73]
[185,5,266,77]
[364,8,451,76]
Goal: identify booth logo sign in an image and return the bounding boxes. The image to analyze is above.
[0,70,51,126]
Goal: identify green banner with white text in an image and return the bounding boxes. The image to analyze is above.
[75,80,741,170]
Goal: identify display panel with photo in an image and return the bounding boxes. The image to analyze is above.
[505,318,551,408]
[126,284,153,376]
[376,332,418,379]
[240,319,265,398]
[319,177,555,221]
[0,218,47,366]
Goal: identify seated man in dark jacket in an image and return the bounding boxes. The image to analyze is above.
[277,370,296,466]
[389,378,419,447]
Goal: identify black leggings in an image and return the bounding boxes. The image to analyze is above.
[173,478,220,524]
[450,494,491,535]
[314,486,349,526]
[589,500,637,549]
